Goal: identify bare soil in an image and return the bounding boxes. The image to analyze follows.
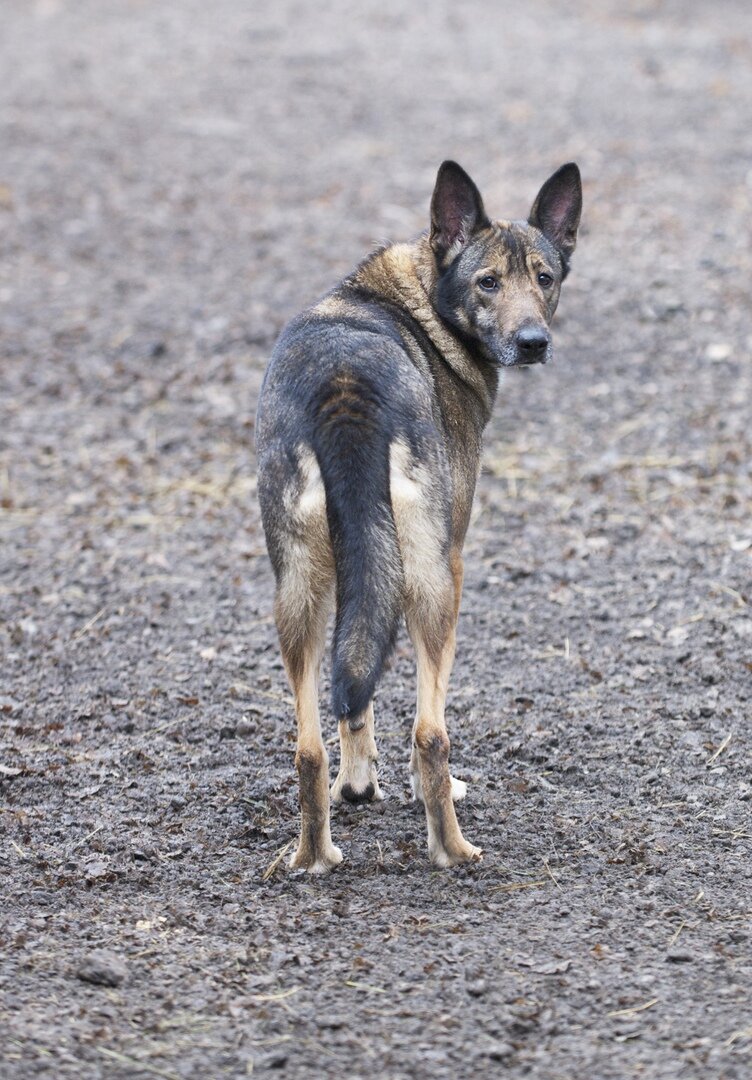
[1,2,751,1078]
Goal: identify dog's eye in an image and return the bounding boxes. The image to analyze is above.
[537,272,554,288]
[478,275,498,291]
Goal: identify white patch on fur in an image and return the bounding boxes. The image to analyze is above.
[278,448,334,633]
[298,450,326,517]
[389,439,448,614]
[292,447,327,520]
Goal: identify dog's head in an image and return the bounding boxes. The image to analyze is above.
[428,160,582,367]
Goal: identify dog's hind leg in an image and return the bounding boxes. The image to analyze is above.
[272,465,341,873]
[391,436,481,868]
[277,575,341,874]
[331,703,383,805]
[406,575,481,867]
[409,548,468,805]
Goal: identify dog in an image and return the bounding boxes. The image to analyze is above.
[256,160,582,872]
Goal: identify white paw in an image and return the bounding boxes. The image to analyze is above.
[410,771,423,803]
[450,776,467,802]
[411,773,466,803]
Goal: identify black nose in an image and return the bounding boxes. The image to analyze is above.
[515,326,550,362]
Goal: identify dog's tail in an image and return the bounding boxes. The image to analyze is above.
[312,378,403,731]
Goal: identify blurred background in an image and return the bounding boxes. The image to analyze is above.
[1,2,751,1078]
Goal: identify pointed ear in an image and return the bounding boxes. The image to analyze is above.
[430,161,489,265]
[528,163,582,261]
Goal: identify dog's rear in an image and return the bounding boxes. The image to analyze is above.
[257,307,466,873]
[259,331,405,721]
[257,317,428,870]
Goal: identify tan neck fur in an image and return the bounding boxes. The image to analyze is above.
[353,237,494,411]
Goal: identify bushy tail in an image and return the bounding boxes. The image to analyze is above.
[313,402,402,731]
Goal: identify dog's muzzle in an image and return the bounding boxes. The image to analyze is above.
[513,325,551,365]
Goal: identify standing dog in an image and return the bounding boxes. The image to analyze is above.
[256,160,582,872]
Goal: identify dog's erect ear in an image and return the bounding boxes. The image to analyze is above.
[528,163,582,261]
[430,161,489,265]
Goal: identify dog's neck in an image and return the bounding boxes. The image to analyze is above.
[352,237,497,417]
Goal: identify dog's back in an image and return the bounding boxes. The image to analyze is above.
[257,278,449,732]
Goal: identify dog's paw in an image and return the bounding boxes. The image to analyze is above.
[411,773,466,803]
[290,841,343,875]
[428,838,483,869]
[450,776,467,802]
[410,770,423,803]
[331,762,383,805]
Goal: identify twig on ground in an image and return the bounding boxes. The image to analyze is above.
[251,987,300,1003]
[490,880,548,894]
[667,920,686,947]
[706,732,732,767]
[608,997,659,1019]
[97,1048,181,1080]
[345,980,387,994]
[262,839,293,882]
[73,607,106,641]
[543,858,561,889]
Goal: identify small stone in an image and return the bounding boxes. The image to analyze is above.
[699,660,719,685]
[487,1041,514,1062]
[666,948,694,963]
[83,858,111,882]
[236,716,256,737]
[76,949,128,987]
[259,1051,288,1069]
[131,843,156,861]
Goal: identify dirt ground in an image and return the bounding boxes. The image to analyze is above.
[1,1,751,1077]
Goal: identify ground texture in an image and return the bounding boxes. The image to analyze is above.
[1,2,751,1078]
